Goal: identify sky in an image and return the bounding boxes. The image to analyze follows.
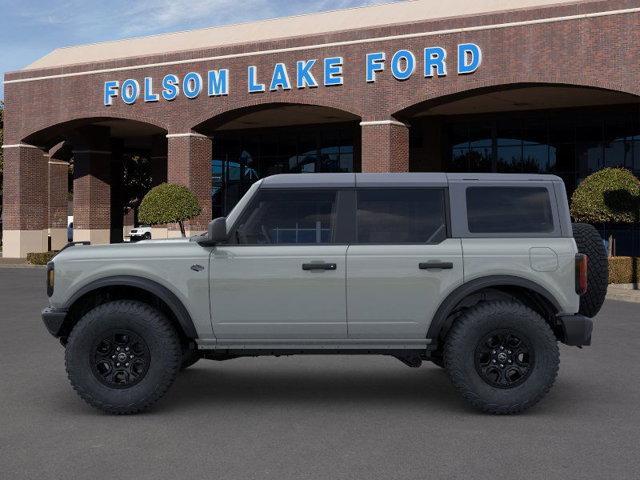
[0,0,400,100]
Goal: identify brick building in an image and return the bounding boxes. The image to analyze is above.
[3,0,640,257]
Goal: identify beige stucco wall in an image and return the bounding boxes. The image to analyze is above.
[25,0,586,70]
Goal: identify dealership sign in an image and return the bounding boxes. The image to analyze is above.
[103,43,481,106]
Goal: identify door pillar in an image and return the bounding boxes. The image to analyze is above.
[1,144,49,257]
[166,133,212,236]
[360,120,410,173]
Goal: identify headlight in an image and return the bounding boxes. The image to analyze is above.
[46,262,55,297]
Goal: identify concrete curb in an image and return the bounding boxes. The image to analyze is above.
[0,264,46,269]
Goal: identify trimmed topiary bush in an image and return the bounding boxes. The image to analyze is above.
[570,168,640,224]
[571,168,640,256]
[27,251,58,265]
[608,256,640,284]
[138,183,202,237]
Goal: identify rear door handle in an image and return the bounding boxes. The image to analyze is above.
[302,262,337,271]
[419,261,453,270]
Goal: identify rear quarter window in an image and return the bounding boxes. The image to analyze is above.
[466,186,554,234]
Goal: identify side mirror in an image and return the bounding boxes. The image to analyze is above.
[208,217,228,244]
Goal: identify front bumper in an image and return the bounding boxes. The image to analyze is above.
[42,307,68,337]
[557,314,593,346]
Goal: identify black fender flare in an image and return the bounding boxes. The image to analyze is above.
[64,275,198,339]
[426,275,562,341]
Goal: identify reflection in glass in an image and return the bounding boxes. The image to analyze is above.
[212,123,357,217]
[444,106,640,196]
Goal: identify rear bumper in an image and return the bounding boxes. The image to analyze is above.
[557,314,593,346]
[42,307,68,337]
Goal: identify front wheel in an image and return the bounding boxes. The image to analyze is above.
[444,301,559,414]
[180,344,201,370]
[65,300,182,414]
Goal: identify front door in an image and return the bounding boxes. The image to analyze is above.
[210,188,349,339]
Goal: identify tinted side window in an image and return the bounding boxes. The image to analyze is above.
[466,187,554,233]
[356,189,447,243]
[234,189,338,244]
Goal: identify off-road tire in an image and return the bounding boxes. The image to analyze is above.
[444,301,559,414]
[572,223,608,318]
[65,300,181,414]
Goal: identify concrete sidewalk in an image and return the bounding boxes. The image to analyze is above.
[0,258,43,268]
[607,284,640,303]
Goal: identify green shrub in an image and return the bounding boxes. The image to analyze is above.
[138,183,202,237]
[27,251,58,265]
[608,256,640,284]
[570,168,640,224]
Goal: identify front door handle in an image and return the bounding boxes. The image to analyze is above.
[302,262,337,271]
[419,261,453,270]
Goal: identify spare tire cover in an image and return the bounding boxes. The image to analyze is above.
[572,223,608,317]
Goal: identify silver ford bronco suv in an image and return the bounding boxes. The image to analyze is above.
[42,173,607,415]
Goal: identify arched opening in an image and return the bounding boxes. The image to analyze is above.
[24,117,167,246]
[194,103,360,217]
[398,84,640,254]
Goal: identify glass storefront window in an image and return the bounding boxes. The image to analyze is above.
[441,105,640,197]
[212,123,358,217]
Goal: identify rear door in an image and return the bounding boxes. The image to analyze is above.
[346,187,463,339]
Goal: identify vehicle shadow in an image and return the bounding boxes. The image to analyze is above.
[160,359,469,413]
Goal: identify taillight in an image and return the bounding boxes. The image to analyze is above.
[46,262,55,297]
[575,254,588,295]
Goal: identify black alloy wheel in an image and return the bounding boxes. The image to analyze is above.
[474,330,533,388]
[91,330,150,388]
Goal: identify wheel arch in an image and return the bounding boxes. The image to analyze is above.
[60,276,198,341]
[427,275,561,344]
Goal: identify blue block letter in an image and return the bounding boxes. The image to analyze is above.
[457,43,482,74]
[390,50,415,81]
[366,52,385,83]
[183,72,203,99]
[144,77,159,102]
[248,66,265,93]
[104,80,119,106]
[208,69,229,96]
[121,79,140,105]
[424,47,447,77]
[161,74,179,101]
[270,63,292,91]
[324,57,343,86]
[296,60,318,89]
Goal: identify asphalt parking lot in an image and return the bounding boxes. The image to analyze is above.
[1,268,639,480]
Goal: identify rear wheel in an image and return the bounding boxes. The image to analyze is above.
[444,301,559,414]
[65,300,181,414]
[572,223,608,317]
